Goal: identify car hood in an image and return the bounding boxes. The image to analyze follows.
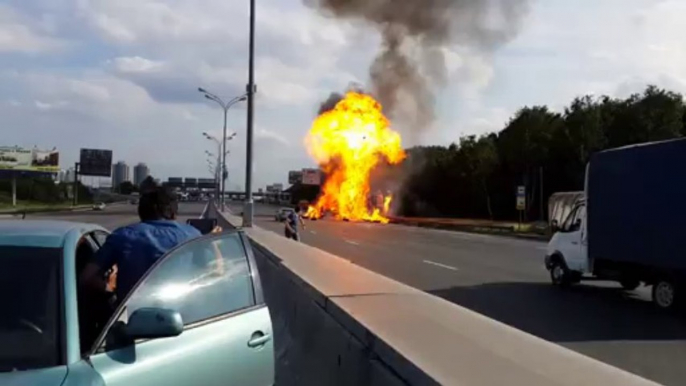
[0,366,68,386]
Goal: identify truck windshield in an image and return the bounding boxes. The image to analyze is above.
[0,246,62,372]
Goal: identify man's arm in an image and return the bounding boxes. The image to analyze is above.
[80,233,120,292]
[299,214,306,229]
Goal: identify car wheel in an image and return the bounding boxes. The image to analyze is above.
[652,279,680,310]
[549,259,572,288]
[619,278,640,291]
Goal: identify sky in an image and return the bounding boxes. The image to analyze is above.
[2,0,686,190]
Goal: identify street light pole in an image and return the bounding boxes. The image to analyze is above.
[244,0,257,227]
[198,89,246,211]
[221,106,228,211]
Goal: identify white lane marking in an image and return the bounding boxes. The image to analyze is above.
[310,230,317,235]
[345,240,360,246]
[423,260,458,271]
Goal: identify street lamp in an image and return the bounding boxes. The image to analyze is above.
[198,89,247,210]
[244,0,257,227]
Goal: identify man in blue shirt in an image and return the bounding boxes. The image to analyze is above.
[80,186,202,303]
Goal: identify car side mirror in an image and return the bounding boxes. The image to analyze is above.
[125,308,183,340]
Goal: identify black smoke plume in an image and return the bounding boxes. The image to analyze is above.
[306,0,530,133]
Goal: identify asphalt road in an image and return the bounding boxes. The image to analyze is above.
[24,202,207,230]
[233,201,686,386]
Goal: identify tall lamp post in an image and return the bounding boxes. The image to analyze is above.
[204,132,235,204]
[198,88,246,210]
[244,0,257,227]
[206,155,218,193]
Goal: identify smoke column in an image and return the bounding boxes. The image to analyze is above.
[305,0,530,134]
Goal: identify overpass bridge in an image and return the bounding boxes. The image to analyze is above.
[224,190,291,204]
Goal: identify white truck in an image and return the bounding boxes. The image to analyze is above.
[545,138,686,310]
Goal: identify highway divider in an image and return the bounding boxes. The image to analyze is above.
[387,216,550,241]
[207,202,658,386]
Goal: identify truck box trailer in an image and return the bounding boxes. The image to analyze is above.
[545,138,686,310]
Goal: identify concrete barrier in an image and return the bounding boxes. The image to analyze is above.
[207,203,659,386]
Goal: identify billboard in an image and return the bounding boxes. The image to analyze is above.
[302,168,321,186]
[79,148,112,177]
[288,170,302,184]
[0,146,59,173]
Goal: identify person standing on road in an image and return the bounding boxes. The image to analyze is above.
[284,205,305,241]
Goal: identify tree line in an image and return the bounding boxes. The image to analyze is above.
[397,85,686,221]
[0,176,92,205]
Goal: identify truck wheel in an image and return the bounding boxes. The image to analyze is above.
[549,260,571,287]
[620,278,640,291]
[652,279,679,310]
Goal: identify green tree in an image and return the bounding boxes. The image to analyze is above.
[118,181,136,195]
[459,135,498,219]
[397,85,686,221]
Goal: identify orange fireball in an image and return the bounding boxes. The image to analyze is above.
[304,92,405,223]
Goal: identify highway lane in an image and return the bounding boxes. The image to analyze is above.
[233,201,686,386]
[24,202,207,230]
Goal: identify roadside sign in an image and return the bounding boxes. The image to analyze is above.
[516,196,526,211]
[79,148,112,177]
[516,185,526,211]
[302,168,321,186]
[0,146,59,173]
[288,170,302,184]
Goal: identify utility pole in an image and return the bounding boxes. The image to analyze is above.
[539,166,544,222]
[197,91,246,211]
[72,163,79,206]
[243,0,257,227]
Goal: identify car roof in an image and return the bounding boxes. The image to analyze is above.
[0,220,104,248]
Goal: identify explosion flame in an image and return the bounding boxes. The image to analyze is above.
[304,92,405,223]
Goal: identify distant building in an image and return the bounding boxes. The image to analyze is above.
[60,167,76,183]
[133,163,150,187]
[112,161,130,189]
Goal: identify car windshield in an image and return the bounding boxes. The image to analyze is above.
[0,246,62,372]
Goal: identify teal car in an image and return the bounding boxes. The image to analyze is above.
[0,220,274,386]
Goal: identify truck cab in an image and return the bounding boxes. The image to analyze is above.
[545,199,588,285]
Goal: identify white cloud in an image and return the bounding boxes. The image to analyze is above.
[0,4,67,53]
[257,127,290,147]
[112,56,164,73]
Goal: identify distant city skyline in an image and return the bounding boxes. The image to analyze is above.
[133,163,150,186]
[112,161,130,188]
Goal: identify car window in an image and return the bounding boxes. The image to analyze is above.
[561,205,580,232]
[120,233,255,330]
[91,230,108,248]
[0,246,62,371]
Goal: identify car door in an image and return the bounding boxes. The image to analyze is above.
[558,204,586,272]
[87,231,274,386]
